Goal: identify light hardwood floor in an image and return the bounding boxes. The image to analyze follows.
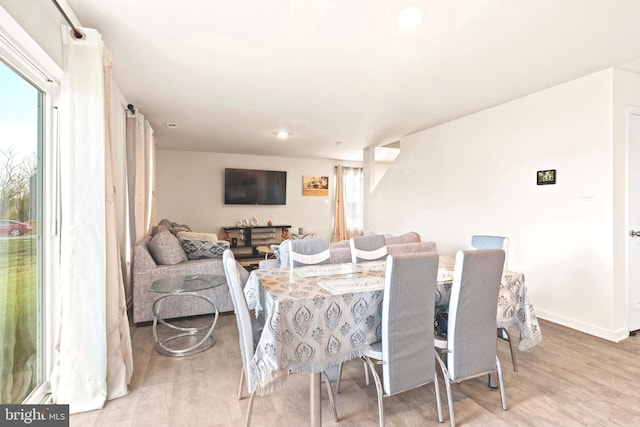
[70,315,640,426]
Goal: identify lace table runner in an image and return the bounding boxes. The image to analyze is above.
[317,276,385,294]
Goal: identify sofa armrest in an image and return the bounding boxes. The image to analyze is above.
[384,231,421,245]
[133,235,156,272]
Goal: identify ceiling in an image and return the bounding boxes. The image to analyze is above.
[64,0,640,162]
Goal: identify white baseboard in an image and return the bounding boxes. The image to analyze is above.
[536,309,630,343]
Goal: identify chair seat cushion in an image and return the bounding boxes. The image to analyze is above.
[363,340,382,360]
[434,336,448,350]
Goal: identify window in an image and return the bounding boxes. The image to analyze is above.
[0,20,60,404]
[343,167,363,235]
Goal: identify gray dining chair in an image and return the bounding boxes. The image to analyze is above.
[470,235,517,372]
[349,233,389,389]
[362,253,443,427]
[222,250,262,400]
[287,238,344,390]
[434,249,507,427]
[470,235,509,268]
[223,250,339,426]
[289,238,331,268]
[350,234,387,263]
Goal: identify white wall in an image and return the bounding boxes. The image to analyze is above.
[368,68,640,341]
[156,150,358,240]
[0,0,65,67]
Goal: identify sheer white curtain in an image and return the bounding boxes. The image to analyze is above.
[51,26,132,414]
[343,167,364,237]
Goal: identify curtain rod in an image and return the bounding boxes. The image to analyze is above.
[51,0,84,39]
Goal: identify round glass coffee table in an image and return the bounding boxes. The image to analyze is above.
[149,274,226,356]
[256,245,275,259]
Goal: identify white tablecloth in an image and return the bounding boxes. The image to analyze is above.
[244,259,542,394]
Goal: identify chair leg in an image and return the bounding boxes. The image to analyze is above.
[498,327,518,372]
[363,357,384,427]
[335,362,343,394]
[237,367,246,400]
[495,356,508,411]
[245,389,256,427]
[364,360,371,386]
[436,351,455,427]
[321,371,340,422]
[433,372,444,423]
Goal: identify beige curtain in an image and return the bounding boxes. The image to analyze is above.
[147,125,156,228]
[51,26,132,414]
[333,166,364,240]
[126,113,154,245]
[332,166,347,242]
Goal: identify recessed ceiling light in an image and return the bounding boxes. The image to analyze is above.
[274,131,290,139]
[398,7,423,30]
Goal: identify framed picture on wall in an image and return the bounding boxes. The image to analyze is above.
[302,176,329,196]
[537,169,556,185]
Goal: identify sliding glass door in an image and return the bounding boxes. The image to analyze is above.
[0,59,42,404]
[0,30,61,404]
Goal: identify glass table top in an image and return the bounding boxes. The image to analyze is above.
[149,274,227,294]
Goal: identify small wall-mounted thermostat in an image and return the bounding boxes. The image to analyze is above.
[537,169,556,185]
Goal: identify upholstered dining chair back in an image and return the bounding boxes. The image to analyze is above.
[435,249,507,426]
[470,235,509,269]
[361,253,443,426]
[224,249,340,425]
[382,253,440,395]
[350,234,387,263]
[223,250,256,391]
[289,238,331,268]
[469,235,518,372]
[447,249,505,379]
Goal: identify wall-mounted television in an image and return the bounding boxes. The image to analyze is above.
[224,168,287,205]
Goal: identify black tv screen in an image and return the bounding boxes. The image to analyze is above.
[224,168,287,205]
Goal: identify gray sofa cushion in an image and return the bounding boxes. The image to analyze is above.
[148,231,187,265]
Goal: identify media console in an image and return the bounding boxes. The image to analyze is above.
[222,225,291,259]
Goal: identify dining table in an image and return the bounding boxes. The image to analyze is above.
[436,256,542,351]
[244,257,541,426]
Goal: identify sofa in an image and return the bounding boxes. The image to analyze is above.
[259,231,437,269]
[132,220,247,324]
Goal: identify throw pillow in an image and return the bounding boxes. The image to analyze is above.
[151,224,170,236]
[170,222,192,233]
[181,238,230,260]
[171,225,192,236]
[158,218,173,229]
[148,231,187,265]
[176,231,218,241]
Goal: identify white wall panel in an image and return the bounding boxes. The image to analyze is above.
[368,69,628,338]
[156,151,356,240]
